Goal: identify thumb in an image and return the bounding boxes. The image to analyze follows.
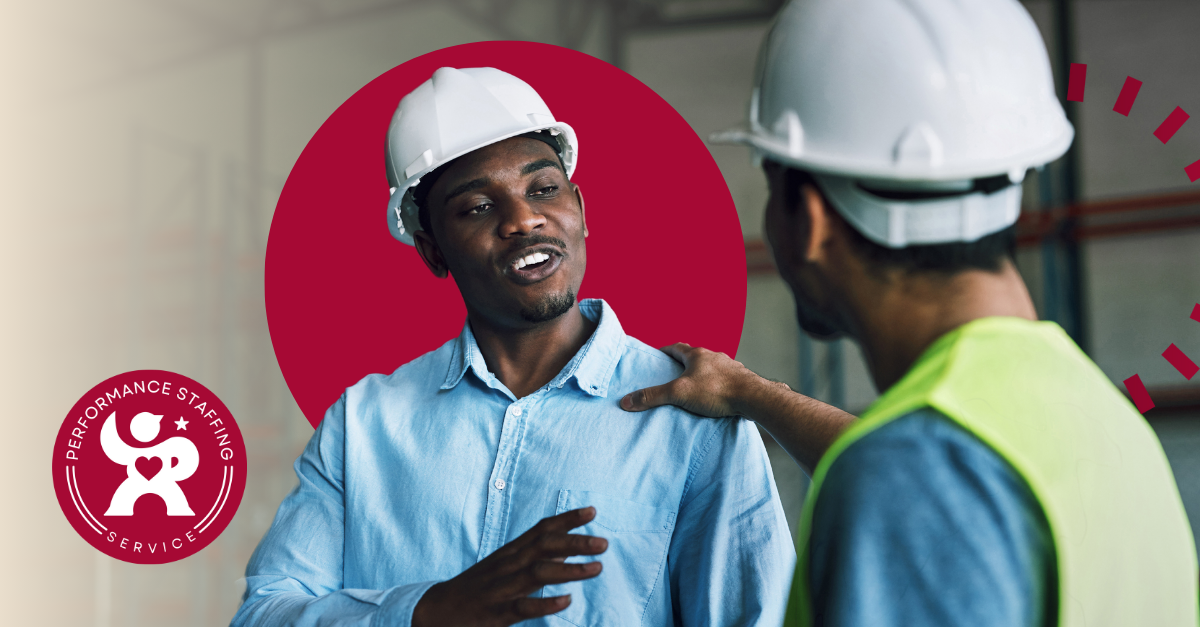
[620,384,672,412]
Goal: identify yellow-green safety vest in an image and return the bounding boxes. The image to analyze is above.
[784,317,1199,627]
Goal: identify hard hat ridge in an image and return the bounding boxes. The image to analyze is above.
[385,67,579,246]
[430,69,525,157]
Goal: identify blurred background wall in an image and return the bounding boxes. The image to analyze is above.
[1,0,1197,624]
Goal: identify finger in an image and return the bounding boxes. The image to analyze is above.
[505,507,598,553]
[527,533,608,561]
[499,552,603,599]
[527,559,603,586]
[620,382,675,412]
[657,342,693,364]
[509,595,572,621]
[503,533,605,582]
[538,506,597,533]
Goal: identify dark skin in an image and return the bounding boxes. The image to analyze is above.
[413,137,596,398]
[412,508,607,626]
[410,137,606,626]
[622,160,1037,474]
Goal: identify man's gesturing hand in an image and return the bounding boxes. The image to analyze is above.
[620,343,782,417]
[411,506,608,627]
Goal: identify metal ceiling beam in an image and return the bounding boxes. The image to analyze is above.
[622,0,784,32]
[46,0,434,103]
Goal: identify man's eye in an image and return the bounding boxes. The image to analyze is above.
[467,203,493,214]
[531,185,558,196]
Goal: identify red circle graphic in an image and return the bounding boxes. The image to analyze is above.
[265,41,748,428]
[51,370,247,564]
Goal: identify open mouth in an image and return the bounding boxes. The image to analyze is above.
[513,252,552,271]
[505,249,563,284]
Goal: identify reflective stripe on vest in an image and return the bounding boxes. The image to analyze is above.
[784,317,1199,627]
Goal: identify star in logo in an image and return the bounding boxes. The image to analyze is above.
[174,417,189,431]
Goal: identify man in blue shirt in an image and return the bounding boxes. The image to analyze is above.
[232,67,794,627]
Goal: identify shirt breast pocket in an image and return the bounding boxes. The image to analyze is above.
[544,489,677,627]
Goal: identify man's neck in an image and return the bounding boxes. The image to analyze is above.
[467,302,598,399]
[852,260,1038,393]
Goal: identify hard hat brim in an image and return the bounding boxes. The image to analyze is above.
[388,122,578,246]
[709,123,1074,183]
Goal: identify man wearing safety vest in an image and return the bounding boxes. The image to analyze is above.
[622,0,1200,625]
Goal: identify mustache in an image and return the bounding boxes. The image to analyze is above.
[508,235,569,257]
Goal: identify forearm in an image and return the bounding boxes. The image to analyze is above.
[730,375,857,474]
[620,343,858,473]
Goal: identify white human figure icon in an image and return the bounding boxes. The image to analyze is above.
[101,411,200,516]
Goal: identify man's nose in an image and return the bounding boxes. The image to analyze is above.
[497,196,546,238]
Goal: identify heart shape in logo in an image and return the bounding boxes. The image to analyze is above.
[135,456,163,481]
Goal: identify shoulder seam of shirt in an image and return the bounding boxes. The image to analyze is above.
[623,339,684,366]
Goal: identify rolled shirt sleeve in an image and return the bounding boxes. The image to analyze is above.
[231,395,436,627]
[668,418,797,626]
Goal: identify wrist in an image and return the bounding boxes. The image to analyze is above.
[411,582,446,627]
[727,369,779,420]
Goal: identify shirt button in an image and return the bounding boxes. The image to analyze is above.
[511,406,523,416]
[495,479,506,490]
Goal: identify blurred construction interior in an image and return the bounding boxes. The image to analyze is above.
[1,0,1198,624]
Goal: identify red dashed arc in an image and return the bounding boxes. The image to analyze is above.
[1125,374,1154,414]
[1069,64,1199,412]
[1155,107,1191,144]
[1113,76,1143,116]
[1163,344,1199,379]
[1067,63,1200,182]
[1124,303,1200,414]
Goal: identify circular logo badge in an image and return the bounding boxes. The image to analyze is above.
[51,370,247,564]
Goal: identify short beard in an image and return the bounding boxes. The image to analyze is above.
[795,298,843,341]
[520,289,577,323]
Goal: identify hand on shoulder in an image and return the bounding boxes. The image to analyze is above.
[619,343,781,418]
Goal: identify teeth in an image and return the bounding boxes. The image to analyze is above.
[513,252,550,270]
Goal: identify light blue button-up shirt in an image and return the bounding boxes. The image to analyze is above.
[233,299,795,627]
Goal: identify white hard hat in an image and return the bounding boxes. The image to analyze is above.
[385,67,578,246]
[712,0,1074,247]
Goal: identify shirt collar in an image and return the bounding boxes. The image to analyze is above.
[440,299,625,398]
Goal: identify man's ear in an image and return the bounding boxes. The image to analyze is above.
[413,229,449,278]
[573,183,587,238]
[801,183,833,264]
